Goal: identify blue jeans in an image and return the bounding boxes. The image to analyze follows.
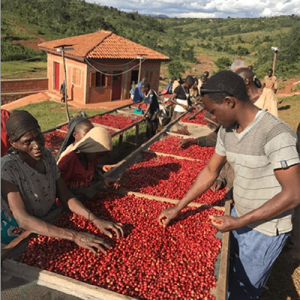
[228,207,290,300]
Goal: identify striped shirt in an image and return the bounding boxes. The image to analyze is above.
[215,110,300,236]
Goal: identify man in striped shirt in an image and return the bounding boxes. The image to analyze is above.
[158,71,300,300]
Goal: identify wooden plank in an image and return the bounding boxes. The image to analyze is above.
[116,189,225,211]
[111,119,145,138]
[2,260,136,300]
[166,132,192,138]
[142,149,203,162]
[92,122,118,132]
[187,106,204,120]
[106,111,189,180]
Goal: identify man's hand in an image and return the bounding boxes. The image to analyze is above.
[209,215,240,233]
[103,178,120,190]
[182,105,188,110]
[73,231,112,254]
[179,139,195,149]
[93,219,124,239]
[102,164,116,172]
[158,207,180,227]
[210,179,224,192]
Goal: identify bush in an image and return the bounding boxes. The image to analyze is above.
[291,84,300,92]
[214,57,232,72]
[167,61,185,78]
[1,41,45,62]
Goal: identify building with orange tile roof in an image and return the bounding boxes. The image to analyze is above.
[38,30,169,104]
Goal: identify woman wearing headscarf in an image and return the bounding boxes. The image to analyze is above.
[57,126,120,199]
[56,117,116,173]
[1,110,123,252]
[56,117,93,163]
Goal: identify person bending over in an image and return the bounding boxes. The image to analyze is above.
[56,117,116,173]
[1,110,123,252]
[58,127,120,200]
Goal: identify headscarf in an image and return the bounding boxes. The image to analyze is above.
[5,110,40,141]
[68,127,112,154]
[56,117,91,161]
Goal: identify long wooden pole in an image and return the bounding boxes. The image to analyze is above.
[272,51,278,76]
[62,49,70,121]
[138,58,142,82]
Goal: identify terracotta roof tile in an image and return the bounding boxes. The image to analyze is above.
[38,30,169,61]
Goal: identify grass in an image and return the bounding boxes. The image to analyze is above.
[9,101,149,165]
[278,94,300,131]
[11,101,107,131]
[291,84,300,92]
[1,61,47,78]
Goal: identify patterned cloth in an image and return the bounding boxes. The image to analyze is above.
[1,148,60,219]
[1,148,60,243]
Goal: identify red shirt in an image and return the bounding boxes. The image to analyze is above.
[1,109,10,157]
[58,151,96,189]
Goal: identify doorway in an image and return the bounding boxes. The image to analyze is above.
[130,70,139,87]
[112,72,122,100]
[54,62,60,90]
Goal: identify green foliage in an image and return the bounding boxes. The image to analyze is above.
[254,21,300,79]
[1,61,47,77]
[167,61,185,78]
[214,57,232,72]
[2,0,300,79]
[1,40,46,62]
[13,102,106,131]
[291,84,300,92]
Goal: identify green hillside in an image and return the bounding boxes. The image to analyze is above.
[1,0,300,80]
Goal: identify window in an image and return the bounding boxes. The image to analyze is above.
[96,72,106,87]
[72,68,81,86]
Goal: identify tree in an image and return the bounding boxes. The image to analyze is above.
[214,57,232,72]
[167,61,185,78]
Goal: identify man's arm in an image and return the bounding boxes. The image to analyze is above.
[158,153,227,226]
[143,103,151,118]
[211,164,300,232]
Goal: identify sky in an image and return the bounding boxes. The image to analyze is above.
[86,0,300,18]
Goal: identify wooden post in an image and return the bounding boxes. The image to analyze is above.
[272,50,278,76]
[138,58,142,83]
[60,47,71,122]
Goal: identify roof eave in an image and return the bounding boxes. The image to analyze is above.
[39,47,85,62]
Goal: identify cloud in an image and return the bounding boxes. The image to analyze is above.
[87,0,300,18]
